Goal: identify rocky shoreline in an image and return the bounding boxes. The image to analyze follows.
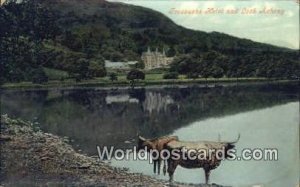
[0,115,224,187]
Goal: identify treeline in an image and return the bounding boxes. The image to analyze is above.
[0,0,106,84]
[0,0,55,83]
[0,0,299,84]
[40,0,300,79]
[167,50,300,79]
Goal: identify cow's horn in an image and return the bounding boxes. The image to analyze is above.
[138,135,146,141]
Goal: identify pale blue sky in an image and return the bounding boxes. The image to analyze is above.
[110,0,299,49]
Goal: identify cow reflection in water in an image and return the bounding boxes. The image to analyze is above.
[137,135,240,184]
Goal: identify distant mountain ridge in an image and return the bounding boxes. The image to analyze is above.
[43,0,294,49]
[0,0,299,83]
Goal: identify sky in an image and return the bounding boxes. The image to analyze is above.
[109,0,299,49]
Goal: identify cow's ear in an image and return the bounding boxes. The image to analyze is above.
[138,136,146,142]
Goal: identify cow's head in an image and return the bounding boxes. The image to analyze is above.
[137,135,155,152]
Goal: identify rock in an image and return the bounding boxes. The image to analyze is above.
[41,157,51,161]
[78,164,91,169]
[1,115,213,187]
[0,135,12,141]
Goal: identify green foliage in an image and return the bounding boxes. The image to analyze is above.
[47,0,298,80]
[0,1,58,83]
[186,72,199,79]
[109,72,118,82]
[127,69,145,87]
[127,69,145,81]
[32,67,49,84]
[88,61,107,77]
[135,61,145,69]
[169,50,299,79]
[163,72,179,79]
[44,68,69,80]
[146,68,168,74]
[0,1,107,84]
[166,46,176,57]
[108,72,118,82]
[211,66,224,79]
[69,58,91,82]
[1,0,299,86]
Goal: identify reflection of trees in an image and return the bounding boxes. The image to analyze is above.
[0,90,49,121]
[164,84,298,127]
[129,88,146,103]
[66,90,107,111]
[0,83,298,155]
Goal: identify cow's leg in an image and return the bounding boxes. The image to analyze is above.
[167,160,178,182]
[153,160,157,174]
[163,160,167,176]
[204,168,211,184]
[157,159,161,175]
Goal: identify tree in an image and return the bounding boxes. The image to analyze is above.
[201,70,210,83]
[89,61,106,77]
[186,72,199,79]
[32,67,49,84]
[127,69,145,87]
[200,62,211,81]
[0,0,61,83]
[211,66,224,79]
[109,72,118,82]
[170,55,199,75]
[127,69,145,81]
[135,61,145,69]
[166,46,176,57]
[163,72,178,79]
[69,58,91,82]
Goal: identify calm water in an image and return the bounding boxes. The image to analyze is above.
[1,82,299,187]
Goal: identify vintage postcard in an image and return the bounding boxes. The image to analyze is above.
[0,0,299,186]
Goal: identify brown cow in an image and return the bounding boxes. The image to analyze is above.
[137,135,179,175]
[137,135,240,184]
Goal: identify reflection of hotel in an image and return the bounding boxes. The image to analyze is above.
[142,92,175,114]
[105,92,178,114]
[141,47,174,70]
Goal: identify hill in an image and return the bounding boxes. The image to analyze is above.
[0,0,299,84]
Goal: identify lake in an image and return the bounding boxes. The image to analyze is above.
[1,82,299,187]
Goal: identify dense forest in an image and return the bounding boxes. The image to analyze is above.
[0,0,299,84]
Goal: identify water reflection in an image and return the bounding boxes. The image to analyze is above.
[111,102,299,187]
[1,82,299,186]
[1,82,299,157]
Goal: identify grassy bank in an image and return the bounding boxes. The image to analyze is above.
[0,74,296,89]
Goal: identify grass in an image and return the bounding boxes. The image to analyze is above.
[3,71,297,89]
[97,73,163,82]
[2,73,294,89]
[44,68,69,80]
